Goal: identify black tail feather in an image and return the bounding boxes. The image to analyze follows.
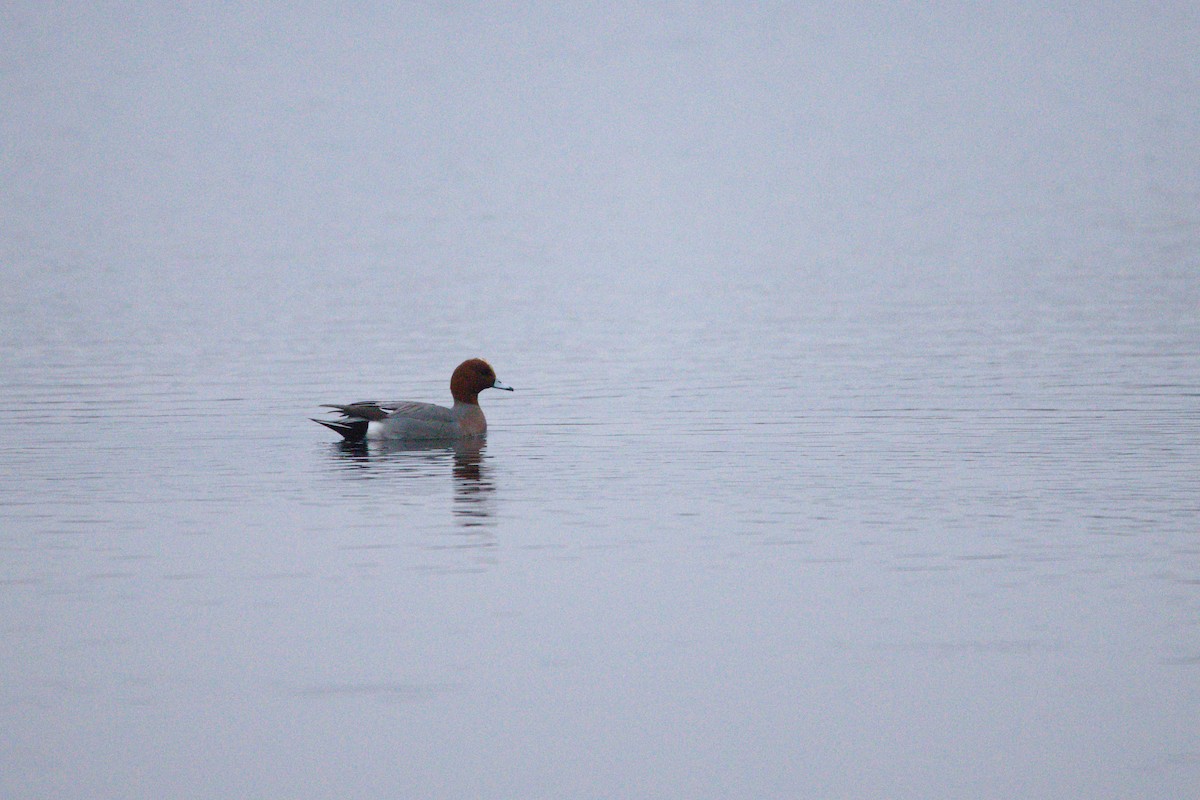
[312,417,369,443]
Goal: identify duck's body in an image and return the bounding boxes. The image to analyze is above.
[313,359,512,443]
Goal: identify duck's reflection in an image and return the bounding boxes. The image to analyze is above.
[448,441,495,528]
[326,438,496,527]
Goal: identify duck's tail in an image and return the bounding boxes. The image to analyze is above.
[311,416,369,443]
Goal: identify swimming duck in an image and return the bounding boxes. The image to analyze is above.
[314,358,512,442]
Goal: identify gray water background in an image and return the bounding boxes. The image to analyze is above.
[2,4,1198,798]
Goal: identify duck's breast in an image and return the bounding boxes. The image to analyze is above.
[451,402,487,437]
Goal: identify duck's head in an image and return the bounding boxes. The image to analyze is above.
[450,358,513,404]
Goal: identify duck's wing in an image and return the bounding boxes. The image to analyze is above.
[318,401,396,421]
[322,401,455,420]
[376,401,455,423]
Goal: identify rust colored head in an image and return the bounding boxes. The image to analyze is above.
[450,359,513,404]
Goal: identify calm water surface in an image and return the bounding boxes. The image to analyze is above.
[3,5,1199,799]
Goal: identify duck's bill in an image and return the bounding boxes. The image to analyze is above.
[492,380,514,391]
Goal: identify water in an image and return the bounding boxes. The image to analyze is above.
[3,5,1199,798]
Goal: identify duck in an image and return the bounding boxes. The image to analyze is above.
[313,358,512,442]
